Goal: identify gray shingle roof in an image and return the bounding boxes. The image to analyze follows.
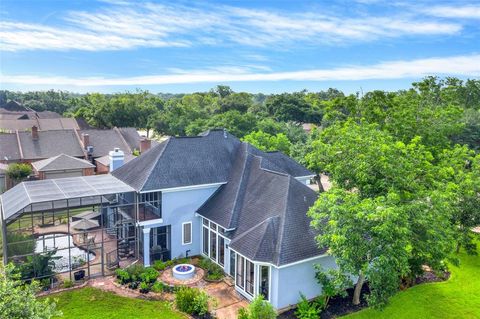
[113,129,313,192]
[79,129,134,158]
[18,130,84,160]
[200,155,324,266]
[113,130,242,191]
[0,133,21,161]
[32,154,94,171]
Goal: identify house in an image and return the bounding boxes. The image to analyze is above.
[31,154,95,179]
[0,101,81,131]
[0,126,152,166]
[0,129,333,311]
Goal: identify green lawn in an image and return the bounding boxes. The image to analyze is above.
[345,245,480,319]
[48,287,187,319]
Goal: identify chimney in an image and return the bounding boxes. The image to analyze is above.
[82,133,90,148]
[109,147,125,172]
[32,126,38,140]
[139,136,151,153]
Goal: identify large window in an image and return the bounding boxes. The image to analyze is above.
[233,252,271,301]
[210,229,217,260]
[138,191,162,220]
[236,255,245,289]
[246,260,255,296]
[202,217,228,266]
[202,226,209,255]
[182,222,192,245]
[259,265,270,300]
[229,251,236,276]
[218,236,225,266]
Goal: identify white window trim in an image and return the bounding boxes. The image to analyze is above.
[182,221,192,245]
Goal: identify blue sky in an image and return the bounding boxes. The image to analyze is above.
[0,0,479,93]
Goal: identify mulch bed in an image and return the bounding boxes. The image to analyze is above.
[279,270,450,319]
[278,285,370,319]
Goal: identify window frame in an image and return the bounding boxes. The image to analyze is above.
[181,221,192,245]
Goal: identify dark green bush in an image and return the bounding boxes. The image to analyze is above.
[139,281,150,293]
[295,294,320,319]
[198,257,224,281]
[151,281,165,293]
[115,268,130,284]
[140,267,158,284]
[125,264,145,282]
[237,295,276,319]
[175,286,209,315]
[153,260,167,271]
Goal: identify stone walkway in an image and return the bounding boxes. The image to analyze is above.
[88,274,248,319]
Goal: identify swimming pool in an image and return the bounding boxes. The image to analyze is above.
[35,233,95,272]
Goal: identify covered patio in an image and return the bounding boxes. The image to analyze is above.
[1,174,139,283]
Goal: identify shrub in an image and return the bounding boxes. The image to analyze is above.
[62,280,74,289]
[153,260,167,271]
[140,267,158,284]
[165,260,174,268]
[238,295,276,319]
[175,287,210,316]
[198,257,224,281]
[115,269,130,284]
[125,264,145,282]
[193,291,209,316]
[139,281,150,294]
[128,281,139,290]
[295,294,320,319]
[151,281,165,293]
[175,287,197,314]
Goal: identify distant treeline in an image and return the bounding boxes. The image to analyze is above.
[1,77,479,153]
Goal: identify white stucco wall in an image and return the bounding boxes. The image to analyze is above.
[270,255,337,310]
[160,185,220,259]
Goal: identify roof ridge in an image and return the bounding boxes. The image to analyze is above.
[114,127,133,153]
[227,144,250,228]
[274,175,292,265]
[140,138,171,191]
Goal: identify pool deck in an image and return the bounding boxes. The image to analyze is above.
[34,223,136,278]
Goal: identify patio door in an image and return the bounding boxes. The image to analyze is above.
[150,226,171,262]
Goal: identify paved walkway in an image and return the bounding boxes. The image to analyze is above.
[88,275,248,319]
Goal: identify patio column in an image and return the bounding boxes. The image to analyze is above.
[143,227,151,266]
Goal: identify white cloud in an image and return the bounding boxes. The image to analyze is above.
[2,54,479,87]
[423,5,480,19]
[0,2,463,52]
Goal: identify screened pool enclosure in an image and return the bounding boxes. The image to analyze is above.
[0,175,142,284]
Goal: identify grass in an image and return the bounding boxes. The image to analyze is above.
[345,244,480,319]
[47,287,187,319]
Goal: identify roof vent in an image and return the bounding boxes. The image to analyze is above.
[223,128,227,138]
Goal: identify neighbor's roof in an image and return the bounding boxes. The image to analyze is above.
[17,130,85,160]
[113,129,313,192]
[95,153,136,166]
[32,154,95,172]
[0,174,134,222]
[0,133,21,161]
[78,128,135,157]
[198,155,324,266]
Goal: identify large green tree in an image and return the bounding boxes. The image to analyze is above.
[0,263,61,319]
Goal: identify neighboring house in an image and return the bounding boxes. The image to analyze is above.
[0,101,81,131]
[1,129,329,311]
[31,154,95,179]
[95,153,136,174]
[0,125,152,165]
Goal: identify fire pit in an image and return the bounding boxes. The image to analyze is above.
[172,264,196,280]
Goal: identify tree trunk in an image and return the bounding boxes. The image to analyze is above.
[456,242,461,253]
[316,174,325,193]
[353,272,365,306]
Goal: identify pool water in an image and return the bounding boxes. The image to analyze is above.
[35,233,95,272]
